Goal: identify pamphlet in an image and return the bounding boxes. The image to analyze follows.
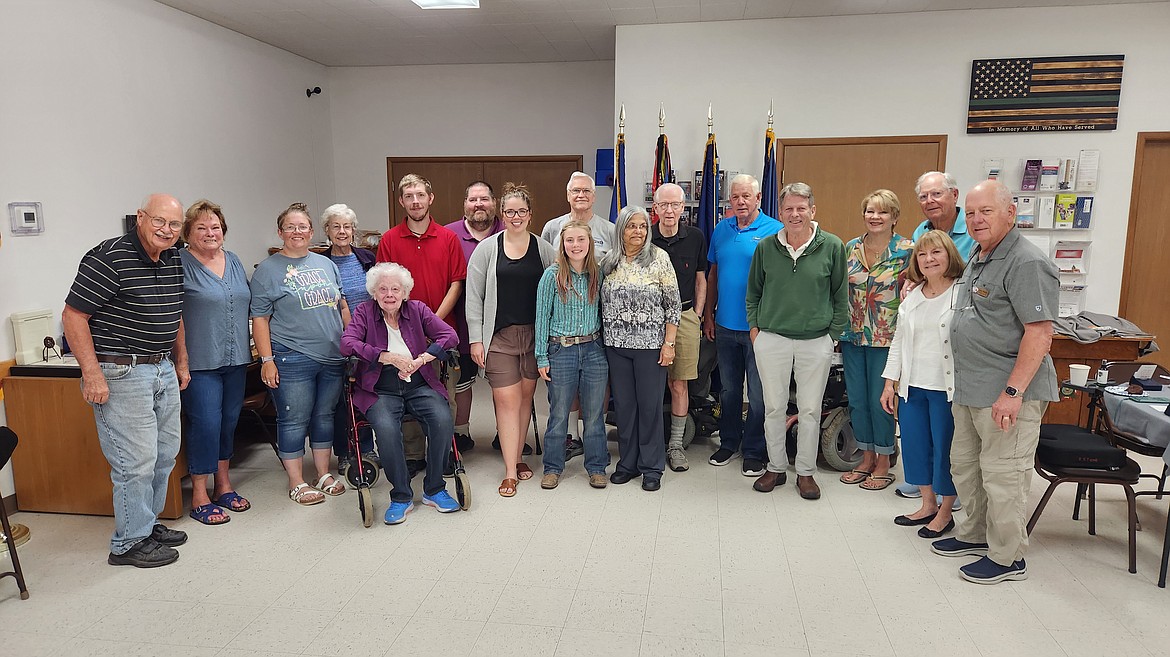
[983,158,1004,181]
[1073,196,1094,229]
[1058,157,1078,191]
[1037,196,1056,229]
[1076,149,1100,192]
[1053,240,1090,273]
[1038,159,1061,192]
[1014,195,1036,228]
[1054,193,1077,229]
[1021,159,1042,191]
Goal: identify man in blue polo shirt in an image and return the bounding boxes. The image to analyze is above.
[702,174,781,476]
[911,171,976,261]
[63,193,190,568]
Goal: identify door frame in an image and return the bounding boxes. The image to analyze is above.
[1118,131,1170,315]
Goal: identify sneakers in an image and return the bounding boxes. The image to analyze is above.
[667,447,690,472]
[709,448,736,466]
[455,433,475,452]
[741,458,765,477]
[422,490,461,513]
[338,455,353,476]
[565,437,584,461]
[108,537,179,568]
[362,451,381,468]
[960,556,1027,584]
[894,482,921,498]
[930,537,990,557]
[151,524,187,547]
[384,500,414,524]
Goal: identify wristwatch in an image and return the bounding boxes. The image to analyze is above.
[1005,386,1020,398]
[260,356,275,363]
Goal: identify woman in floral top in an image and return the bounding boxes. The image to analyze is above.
[600,206,681,491]
[839,190,912,491]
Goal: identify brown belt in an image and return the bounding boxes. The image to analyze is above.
[95,353,168,366]
[551,332,599,347]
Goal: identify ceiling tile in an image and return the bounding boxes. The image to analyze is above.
[611,6,658,23]
[655,6,701,21]
[699,2,747,21]
[744,0,792,18]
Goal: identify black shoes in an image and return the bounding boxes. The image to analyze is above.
[918,518,955,539]
[151,524,187,547]
[894,512,937,527]
[642,478,661,492]
[610,470,637,485]
[455,433,475,452]
[108,537,178,568]
[492,434,534,455]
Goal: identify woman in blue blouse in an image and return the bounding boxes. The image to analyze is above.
[600,206,681,491]
[179,200,252,525]
[535,222,608,490]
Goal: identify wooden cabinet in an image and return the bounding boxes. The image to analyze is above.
[2,376,185,518]
[1046,335,1150,426]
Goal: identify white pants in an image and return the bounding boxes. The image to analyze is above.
[753,331,834,477]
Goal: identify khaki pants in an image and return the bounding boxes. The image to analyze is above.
[754,331,834,477]
[950,400,1047,565]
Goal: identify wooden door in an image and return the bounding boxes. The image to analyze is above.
[386,156,583,235]
[1119,132,1170,369]
[777,136,947,242]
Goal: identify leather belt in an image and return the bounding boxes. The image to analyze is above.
[95,353,168,366]
[551,332,599,347]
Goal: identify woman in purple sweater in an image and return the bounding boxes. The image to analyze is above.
[341,262,459,525]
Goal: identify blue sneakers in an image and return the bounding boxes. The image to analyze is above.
[384,500,414,525]
[422,490,461,513]
[930,537,989,557]
[960,556,1028,584]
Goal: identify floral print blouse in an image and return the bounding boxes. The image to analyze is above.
[842,234,913,347]
[601,247,682,349]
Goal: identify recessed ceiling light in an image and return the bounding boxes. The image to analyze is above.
[411,0,479,8]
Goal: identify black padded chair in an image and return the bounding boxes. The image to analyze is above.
[1027,423,1143,575]
[0,426,30,600]
[1096,361,1170,498]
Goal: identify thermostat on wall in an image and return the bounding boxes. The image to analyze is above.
[9,201,44,235]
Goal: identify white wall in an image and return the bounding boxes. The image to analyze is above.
[616,2,1170,315]
[327,61,615,226]
[0,0,333,495]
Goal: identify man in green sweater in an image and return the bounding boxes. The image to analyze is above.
[746,182,849,500]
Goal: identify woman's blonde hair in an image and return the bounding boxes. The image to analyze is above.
[907,229,966,283]
[554,221,600,304]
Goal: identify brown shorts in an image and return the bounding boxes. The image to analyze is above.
[667,308,701,381]
[485,324,538,388]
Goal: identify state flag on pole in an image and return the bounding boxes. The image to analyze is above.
[761,126,778,219]
[609,131,627,222]
[696,132,719,242]
[651,133,672,222]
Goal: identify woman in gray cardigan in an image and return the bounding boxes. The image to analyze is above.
[465,183,557,497]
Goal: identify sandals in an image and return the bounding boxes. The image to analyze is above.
[516,463,534,481]
[214,491,251,512]
[314,473,346,496]
[189,503,230,525]
[289,483,325,506]
[839,469,872,485]
[860,473,897,491]
[498,478,518,497]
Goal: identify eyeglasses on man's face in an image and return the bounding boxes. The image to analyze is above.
[655,201,684,211]
[569,187,594,196]
[917,190,949,203]
[502,208,531,218]
[144,212,183,233]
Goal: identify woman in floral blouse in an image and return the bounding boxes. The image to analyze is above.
[839,189,912,491]
[599,206,681,492]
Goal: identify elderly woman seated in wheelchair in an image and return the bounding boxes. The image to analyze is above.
[340,262,460,525]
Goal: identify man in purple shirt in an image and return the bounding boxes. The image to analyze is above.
[446,181,504,453]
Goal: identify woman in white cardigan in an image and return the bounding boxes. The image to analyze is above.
[465,183,557,497]
[880,230,966,539]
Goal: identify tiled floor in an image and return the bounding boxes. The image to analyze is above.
[2,381,1169,656]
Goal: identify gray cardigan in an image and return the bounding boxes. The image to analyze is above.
[465,231,557,352]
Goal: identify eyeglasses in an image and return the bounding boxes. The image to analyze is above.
[655,201,684,211]
[502,208,531,218]
[626,223,649,232]
[917,190,949,202]
[144,212,183,233]
[281,225,312,234]
[569,188,595,196]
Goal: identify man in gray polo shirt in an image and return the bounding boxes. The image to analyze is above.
[929,180,1058,584]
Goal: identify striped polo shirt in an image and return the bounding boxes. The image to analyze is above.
[65,229,184,356]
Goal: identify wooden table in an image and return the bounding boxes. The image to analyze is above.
[1046,335,1152,426]
[2,375,186,519]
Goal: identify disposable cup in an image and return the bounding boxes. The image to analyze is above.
[1069,364,1091,387]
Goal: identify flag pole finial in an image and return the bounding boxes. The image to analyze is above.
[659,104,665,134]
[618,104,625,131]
[767,99,774,127]
[707,103,713,130]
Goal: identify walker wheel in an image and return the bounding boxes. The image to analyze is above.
[454,471,472,510]
[346,458,380,488]
[358,486,374,528]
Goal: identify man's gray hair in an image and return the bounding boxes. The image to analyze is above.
[729,174,760,196]
[779,182,814,207]
[653,182,687,203]
[915,171,959,196]
[566,171,596,191]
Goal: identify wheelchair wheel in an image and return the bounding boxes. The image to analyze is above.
[454,471,472,510]
[820,407,862,472]
[357,486,374,528]
[346,457,380,488]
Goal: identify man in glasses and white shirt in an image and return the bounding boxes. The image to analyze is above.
[541,171,617,456]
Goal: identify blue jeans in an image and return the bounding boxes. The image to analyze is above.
[714,326,766,460]
[90,358,181,554]
[542,340,610,475]
[181,364,247,475]
[841,343,896,455]
[270,341,344,460]
[364,384,453,502]
[900,386,956,496]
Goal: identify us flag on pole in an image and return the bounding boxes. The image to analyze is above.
[966,55,1123,133]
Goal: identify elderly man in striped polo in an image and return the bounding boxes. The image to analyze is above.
[62,193,190,568]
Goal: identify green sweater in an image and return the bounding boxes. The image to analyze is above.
[746,227,849,340]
